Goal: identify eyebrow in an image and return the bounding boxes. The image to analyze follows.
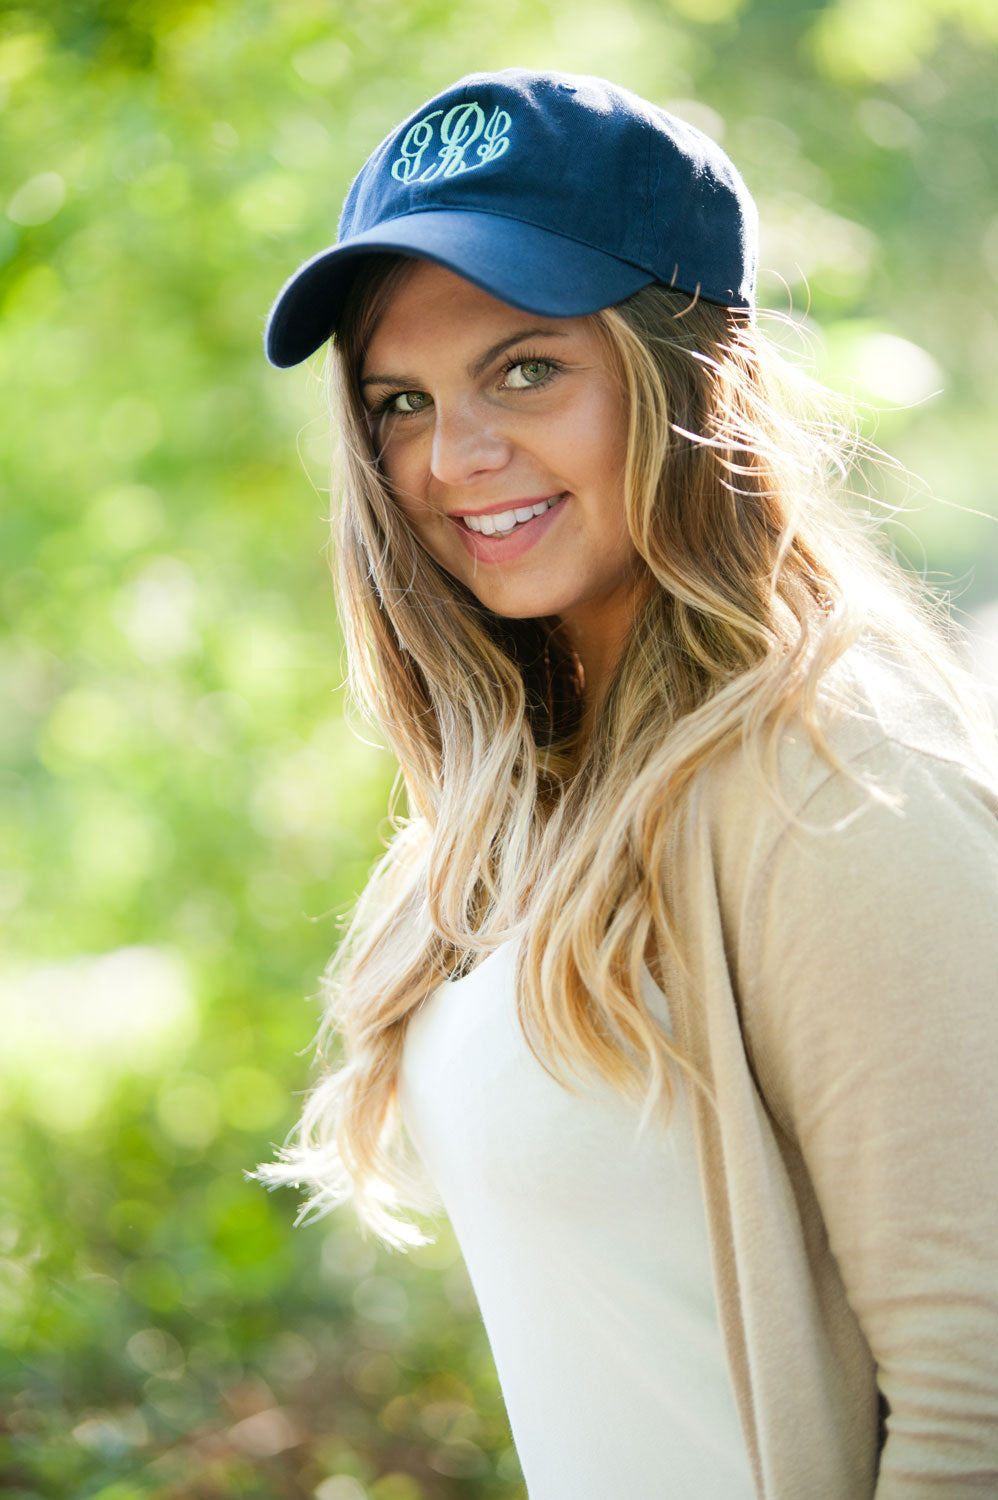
[360,326,570,390]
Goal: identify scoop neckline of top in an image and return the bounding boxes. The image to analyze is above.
[443,937,665,1000]
[444,939,516,987]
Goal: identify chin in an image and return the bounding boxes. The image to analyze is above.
[472,592,567,622]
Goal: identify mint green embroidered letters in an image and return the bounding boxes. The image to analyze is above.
[391,102,512,184]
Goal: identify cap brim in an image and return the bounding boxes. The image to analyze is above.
[264,210,657,368]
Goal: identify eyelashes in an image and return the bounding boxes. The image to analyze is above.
[368,349,565,421]
[377,389,431,417]
[501,355,558,390]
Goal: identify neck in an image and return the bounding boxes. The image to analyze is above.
[574,640,617,743]
[553,576,652,739]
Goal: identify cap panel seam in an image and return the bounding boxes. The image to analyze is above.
[265,68,759,366]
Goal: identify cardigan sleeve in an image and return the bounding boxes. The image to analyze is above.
[741,741,998,1495]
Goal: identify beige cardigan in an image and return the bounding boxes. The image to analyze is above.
[657,645,998,1497]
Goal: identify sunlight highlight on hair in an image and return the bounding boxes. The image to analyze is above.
[256,263,995,1249]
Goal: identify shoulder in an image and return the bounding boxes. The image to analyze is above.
[695,642,998,1128]
[696,638,998,907]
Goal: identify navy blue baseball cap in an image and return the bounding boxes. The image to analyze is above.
[265,68,758,369]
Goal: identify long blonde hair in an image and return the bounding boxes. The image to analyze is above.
[260,257,993,1247]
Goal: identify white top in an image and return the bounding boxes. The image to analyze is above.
[398,939,756,1499]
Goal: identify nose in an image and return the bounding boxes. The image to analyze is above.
[429,398,512,487]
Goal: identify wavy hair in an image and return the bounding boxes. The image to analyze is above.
[258,256,994,1247]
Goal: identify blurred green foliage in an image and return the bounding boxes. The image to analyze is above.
[1,1,996,1496]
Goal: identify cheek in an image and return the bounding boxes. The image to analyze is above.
[565,380,626,459]
[377,440,434,527]
[376,438,410,496]
[570,394,629,507]
[392,490,451,565]
[373,414,432,495]
[394,496,437,551]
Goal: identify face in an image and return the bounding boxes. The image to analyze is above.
[360,260,647,677]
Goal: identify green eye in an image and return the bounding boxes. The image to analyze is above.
[506,360,553,388]
[389,390,431,414]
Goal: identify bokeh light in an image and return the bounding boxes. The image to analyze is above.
[2,1,996,1496]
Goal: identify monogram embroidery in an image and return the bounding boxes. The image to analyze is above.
[391,101,512,183]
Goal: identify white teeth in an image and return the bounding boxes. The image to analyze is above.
[462,494,562,535]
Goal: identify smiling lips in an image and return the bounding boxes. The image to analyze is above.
[457,493,564,536]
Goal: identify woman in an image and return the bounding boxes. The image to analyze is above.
[260,70,998,1498]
